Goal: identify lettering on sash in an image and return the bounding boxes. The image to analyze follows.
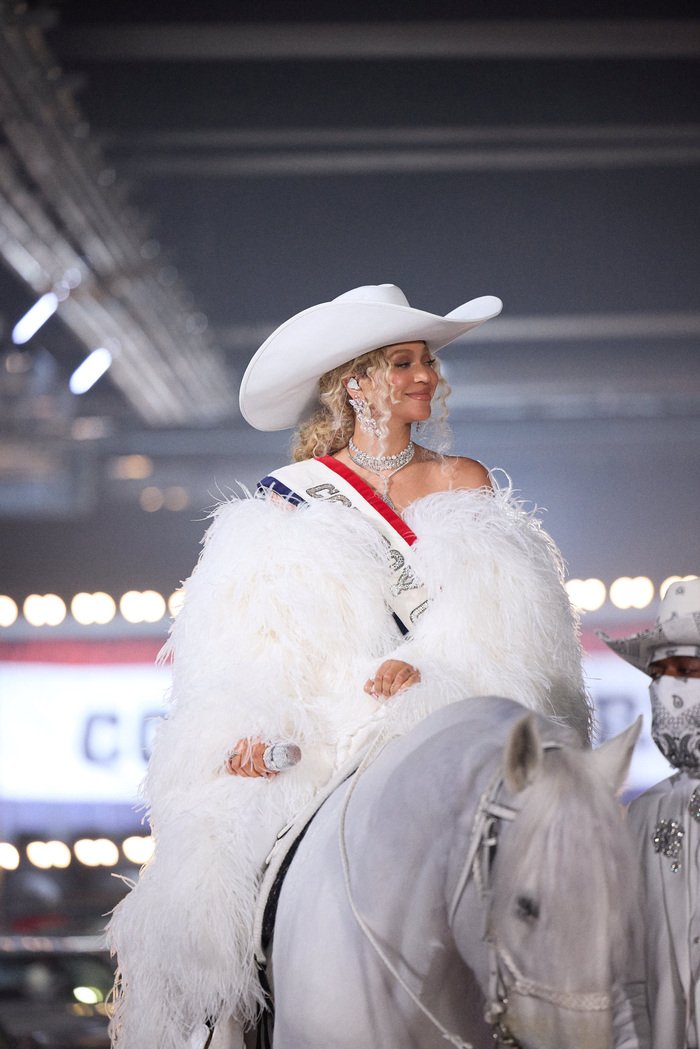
[305,483,352,507]
[380,535,422,596]
[265,460,432,633]
[386,546,405,572]
[392,565,421,596]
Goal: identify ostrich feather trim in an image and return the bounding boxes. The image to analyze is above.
[106,481,591,1049]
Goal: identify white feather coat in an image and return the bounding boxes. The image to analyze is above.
[106,481,591,1049]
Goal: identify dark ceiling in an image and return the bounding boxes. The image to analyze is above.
[0,0,698,608]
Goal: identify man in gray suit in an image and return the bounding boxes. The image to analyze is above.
[599,577,700,1049]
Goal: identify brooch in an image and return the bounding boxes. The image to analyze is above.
[653,819,684,873]
[690,786,700,823]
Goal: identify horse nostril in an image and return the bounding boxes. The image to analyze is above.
[515,895,540,921]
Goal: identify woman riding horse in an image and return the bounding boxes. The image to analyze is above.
[107,283,593,1049]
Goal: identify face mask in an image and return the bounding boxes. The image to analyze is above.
[650,676,700,774]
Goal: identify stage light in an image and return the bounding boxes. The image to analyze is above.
[74,838,119,867]
[660,575,698,599]
[110,454,153,480]
[139,486,164,512]
[72,417,111,440]
[565,578,606,612]
[0,844,20,870]
[168,590,185,617]
[67,1003,93,1017]
[120,591,141,623]
[23,594,66,627]
[0,597,18,627]
[26,842,52,869]
[4,352,31,374]
[26,841,70,869]
[71,592,116,625]
[69,347,112,395]
[122,836,155,864]
[47,841,71,868]
[11,292,58,344]
[74,986,104,1005]
[120,590,166,624]
[609,577,654,610]
[164,486,189,511]
[141,591,167,622]
[63,268,82,289]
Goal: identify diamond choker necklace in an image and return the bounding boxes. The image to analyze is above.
[347,438,415,475]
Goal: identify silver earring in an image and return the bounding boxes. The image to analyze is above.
[349,395,378,434]
[346,377,377,434]
[347,376,377,433]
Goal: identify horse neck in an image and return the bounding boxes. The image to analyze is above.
[346,713,509,916]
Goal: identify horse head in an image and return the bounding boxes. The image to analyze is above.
[268,697,642,1049]
[480,712,642,1049]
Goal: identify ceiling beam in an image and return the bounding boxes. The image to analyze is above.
[103,125,700,150]
[115,143,700,177]
[215,312,700,354]
[105,126,700,178]
[52,19,700,61]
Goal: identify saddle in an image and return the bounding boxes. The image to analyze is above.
[253,748,365,965]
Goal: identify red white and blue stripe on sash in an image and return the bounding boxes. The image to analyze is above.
[256,456,428,636]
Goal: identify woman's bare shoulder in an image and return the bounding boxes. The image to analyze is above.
[447,456,492,490]
[416,448,492,492]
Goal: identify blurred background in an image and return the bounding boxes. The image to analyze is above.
[0,0,698,1039]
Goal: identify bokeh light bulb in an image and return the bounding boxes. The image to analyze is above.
[0,596,18,627]
[122,836,155,864]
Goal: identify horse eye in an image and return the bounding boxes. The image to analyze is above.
[515,895,540,921]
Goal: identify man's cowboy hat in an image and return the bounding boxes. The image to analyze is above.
[597,576,700,673]
[238,283,503,431]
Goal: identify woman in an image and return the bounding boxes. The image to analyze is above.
[107,284,592,1049]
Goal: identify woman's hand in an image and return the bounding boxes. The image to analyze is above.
[364,660,421,700]
[225,739,276,778]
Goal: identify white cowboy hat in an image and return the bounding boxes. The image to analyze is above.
[238,283,503,431]
[597,577,700,673]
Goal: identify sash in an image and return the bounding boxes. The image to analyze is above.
[258,456,430,635]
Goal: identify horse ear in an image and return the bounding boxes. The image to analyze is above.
[504,712,543,793]
[589,716,643,795]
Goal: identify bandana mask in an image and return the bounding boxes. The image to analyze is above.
[650,676,700,774]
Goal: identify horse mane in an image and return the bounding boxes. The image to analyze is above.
[491,743,637,979]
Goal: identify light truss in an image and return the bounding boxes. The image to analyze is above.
[0,5,235,426]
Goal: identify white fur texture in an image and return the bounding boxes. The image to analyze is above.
[384,484,591,745]
[106,482,591,1049]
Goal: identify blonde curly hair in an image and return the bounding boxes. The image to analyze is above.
[291,345,450,462]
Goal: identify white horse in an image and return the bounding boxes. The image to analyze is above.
[262,695,642,1049]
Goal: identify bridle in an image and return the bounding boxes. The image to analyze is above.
[447,765,524,1048]
[340,737,611,1049]
[448,750,612,1047]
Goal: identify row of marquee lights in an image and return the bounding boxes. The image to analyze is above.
[0,835,154,871]
[0,576,696,628]
[0,589,185,627]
